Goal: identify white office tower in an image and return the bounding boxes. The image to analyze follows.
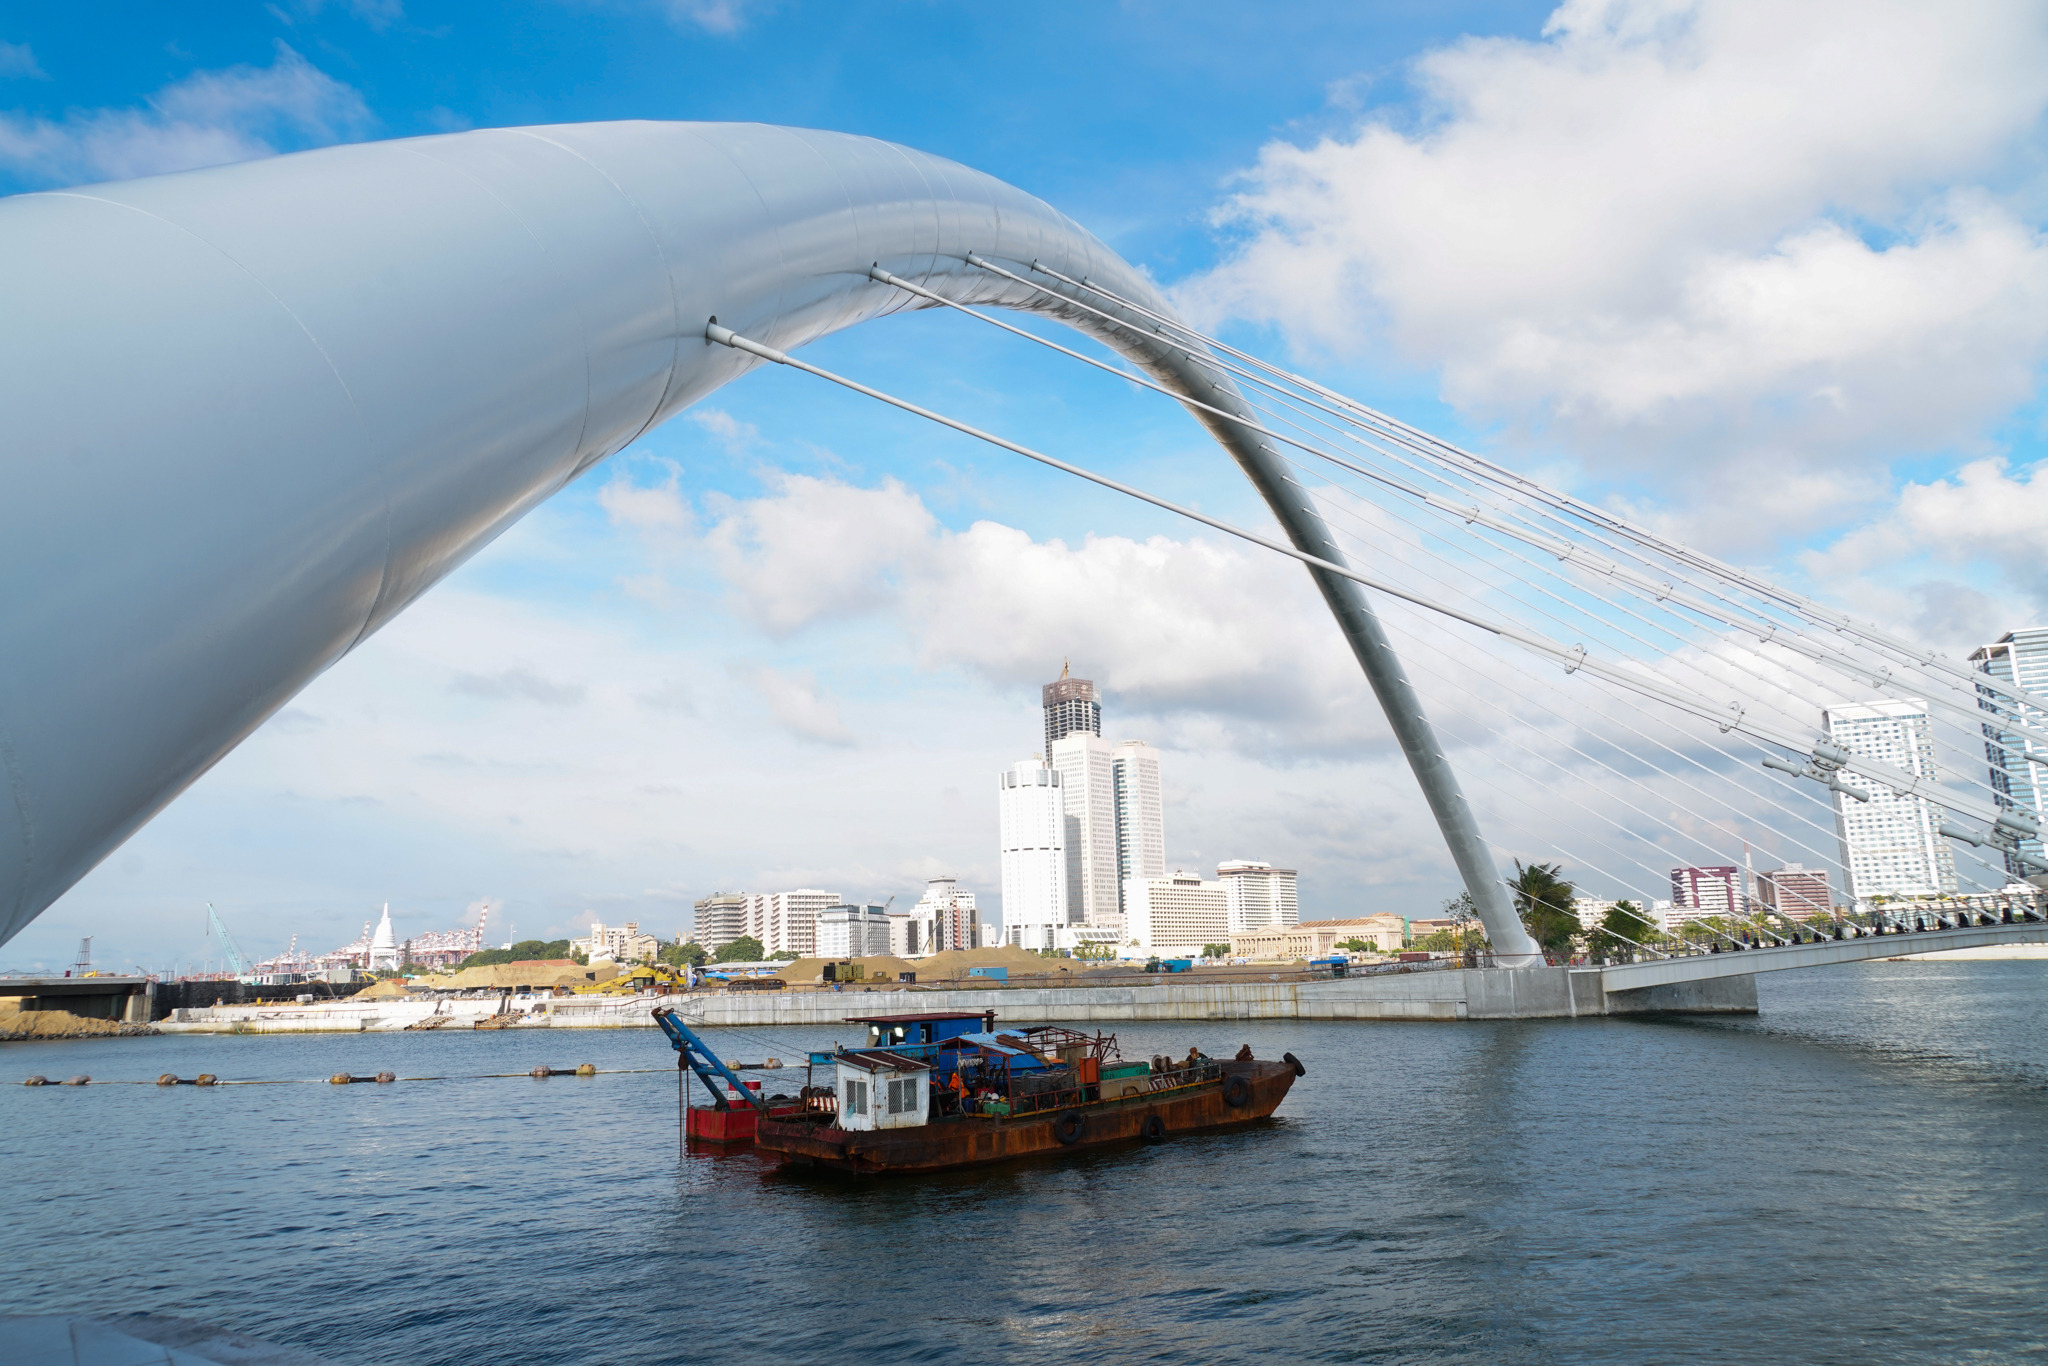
[1050,731,1121,927]
[1125,872,1229,955]
[741,889,841,959]
[1822,700,1958,900]
[911,876,980,953]
[1970,628,2048,879]
[1219,860,1299,932]
[816,905,892,958]
[1112,741,1166,923]
[999,759,1068,952]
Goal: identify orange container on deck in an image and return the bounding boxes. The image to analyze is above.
[1077,1056,1100,1086]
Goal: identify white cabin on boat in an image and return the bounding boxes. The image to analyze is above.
[835,1050,930,1130]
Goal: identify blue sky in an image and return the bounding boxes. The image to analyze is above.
[6,0,2048,971]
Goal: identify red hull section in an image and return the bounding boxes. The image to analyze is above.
[755,1060,1297,1174]
[687,1101,804,1143]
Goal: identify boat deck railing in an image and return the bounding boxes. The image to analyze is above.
[1000,1060,1224,1118]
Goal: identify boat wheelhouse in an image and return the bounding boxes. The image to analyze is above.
[833,1050,930,1130]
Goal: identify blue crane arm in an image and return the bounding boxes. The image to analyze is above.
[651,1007,768,1113]
[207,903,249,976]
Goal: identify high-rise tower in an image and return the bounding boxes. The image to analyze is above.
[1970,628,2048,880]
[1823,700,1957,900]
[1042,662,1100,754]
[999,758,1068,951]
[1112,739,1166,916]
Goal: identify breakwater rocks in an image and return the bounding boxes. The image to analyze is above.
[0,1007,160,1041]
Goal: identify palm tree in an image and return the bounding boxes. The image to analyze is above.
[1512,860,1580,963]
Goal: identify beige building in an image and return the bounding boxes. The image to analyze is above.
[1231,914,1408,960]
[573,919,662,964]
[1124,871,1228,954]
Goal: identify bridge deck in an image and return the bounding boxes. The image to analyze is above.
[1597,921,2048,993]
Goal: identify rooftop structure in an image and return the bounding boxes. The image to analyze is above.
[1041,662,1100,752]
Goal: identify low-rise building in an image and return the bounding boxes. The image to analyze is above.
[1231,914,1407,960]
[572,919,662,964]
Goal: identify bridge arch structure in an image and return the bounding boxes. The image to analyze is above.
[0,121,1538,958]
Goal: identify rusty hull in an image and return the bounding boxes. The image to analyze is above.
[755,1059,1298,1174]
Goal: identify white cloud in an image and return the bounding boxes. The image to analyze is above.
[451,666,588,707]
[746,665,855,746]
[700,471,936,635]
[665,0,773,35]
[597,459,694,533]
[604,464,1404,756]
[1184,0,2048,529]
[0,41,371,188]
[1800,458,2048,641]
[0,41,46,80]
[689,407,760,450]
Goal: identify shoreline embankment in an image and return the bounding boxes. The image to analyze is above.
[147,965,1758,1034]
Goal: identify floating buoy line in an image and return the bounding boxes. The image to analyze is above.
[19,1064,684,1087]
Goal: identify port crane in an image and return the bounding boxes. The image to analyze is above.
[206,903,250,977]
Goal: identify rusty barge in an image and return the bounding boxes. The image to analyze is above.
[655,1006,1303,1175]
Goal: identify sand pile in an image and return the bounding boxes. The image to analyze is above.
[0,999,158,1039]
[354,978,413,1000]
[768,954,922,984]
[423,959,621,991]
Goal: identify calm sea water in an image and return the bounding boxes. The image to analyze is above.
[5,961,2045,1365]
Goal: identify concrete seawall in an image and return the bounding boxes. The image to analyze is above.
[154,966,1755,1033]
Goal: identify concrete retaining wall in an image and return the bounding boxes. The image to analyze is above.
[154,966,1758,1033]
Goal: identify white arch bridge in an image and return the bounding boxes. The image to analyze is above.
[3,121,2044,1003]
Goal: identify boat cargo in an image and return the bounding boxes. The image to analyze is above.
[655,1007,1303,1175]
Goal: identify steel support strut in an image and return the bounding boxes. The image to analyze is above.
[710,297,1543,967]
[947,256,1542,965]
[1299,557,1542,965]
